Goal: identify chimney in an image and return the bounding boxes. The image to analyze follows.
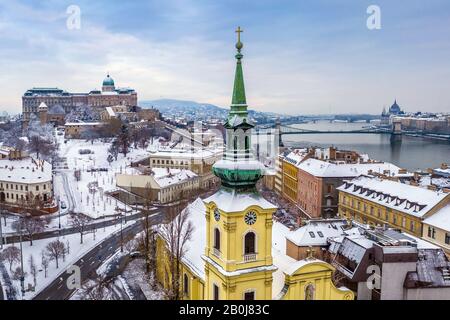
[427,185,437,191]
[442,188,450,194]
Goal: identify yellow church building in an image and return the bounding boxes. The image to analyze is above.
[155,28,354,301]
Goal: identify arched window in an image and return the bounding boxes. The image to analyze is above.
[245,136,250,151]
[183,274,189,296]
[233,136,238,150]
[244,232,256,255]
[214,228,221,251]
[305,284,315,300]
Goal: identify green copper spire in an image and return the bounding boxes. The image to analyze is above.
[229,26,248,119]
[212,27,264,190]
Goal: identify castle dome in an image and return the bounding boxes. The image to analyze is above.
[102,74,115,86]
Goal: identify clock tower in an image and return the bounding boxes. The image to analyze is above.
[203,27,277,300]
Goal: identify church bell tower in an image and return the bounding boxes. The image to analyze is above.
[203,27,277,301]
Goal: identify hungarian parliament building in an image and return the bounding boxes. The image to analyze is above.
[21,74,137,123]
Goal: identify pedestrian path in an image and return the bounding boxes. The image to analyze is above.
[0,261,17,300]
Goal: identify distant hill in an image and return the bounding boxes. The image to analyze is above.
[139,99,282,122]
[140,99,227,116]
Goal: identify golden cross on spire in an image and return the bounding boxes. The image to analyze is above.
[235,26,243,43]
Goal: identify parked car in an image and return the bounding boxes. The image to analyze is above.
[60,201,67,209]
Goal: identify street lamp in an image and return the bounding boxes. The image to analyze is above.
[58,195,61,230]
[0,204,3,250]
[19,229,25,299]
[120,213,123,253]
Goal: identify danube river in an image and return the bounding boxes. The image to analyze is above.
[280,121,450,171]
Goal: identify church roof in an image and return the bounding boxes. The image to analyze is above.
[204,186,276,212]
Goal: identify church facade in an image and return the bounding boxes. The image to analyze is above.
[155,29,354,301]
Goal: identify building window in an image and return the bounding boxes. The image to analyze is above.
[445,233,450,245]
[183,274,189,297]
[244,291,255,300]
[244,232,256,255]
[214,228,221,251]
[213,284,219,300]
[327,184,333,193]
[428,226,436,239]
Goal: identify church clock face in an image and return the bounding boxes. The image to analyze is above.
[244,211,257,225]
[214,208,221,222]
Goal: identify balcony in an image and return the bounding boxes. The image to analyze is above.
[243,253,257,262]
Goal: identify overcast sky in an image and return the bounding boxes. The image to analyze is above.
[1,0,450,115]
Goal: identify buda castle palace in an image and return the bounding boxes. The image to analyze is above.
[21,74,137,124]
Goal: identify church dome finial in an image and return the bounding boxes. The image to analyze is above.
[235,26,244,53]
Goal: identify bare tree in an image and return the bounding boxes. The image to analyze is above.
[140,183,156,275]
[70,214,90,244]
[13,216,45,246]
[79,274,115,300]
[27,135,55,160]
[12,266,27,282]
[28,254,38,288]
[159,204,194,300]
[0,246,21,271]
[118,125,130,157]
[45,239,66,269]
[41,250,49,278]
[108,140,119,161]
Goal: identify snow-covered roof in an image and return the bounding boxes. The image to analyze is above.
[284,150,308,166]
[204,187,277,213]
[105,107,116,117]
[338,176,449,218]
[151,167,197,188]
[0,157,52,184]
[286,219,348,247]
[65,122,103,126]
[424,204,450,231]
[297,158,403,178]
[148,146,222,160]
[434,167,450,177]
[180,198,207,279]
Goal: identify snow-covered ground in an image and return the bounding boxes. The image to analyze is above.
[1,219,137,300]
[55,134,151,219]
[121,258,165,300]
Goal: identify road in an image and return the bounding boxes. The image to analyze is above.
[33,211,164,300]
[2,208,161,245]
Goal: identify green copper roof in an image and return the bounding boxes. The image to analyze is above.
[231,54,247,107]
[103,74,115,86]
[228,28,250,125]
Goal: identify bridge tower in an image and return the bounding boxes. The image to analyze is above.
[391,119,403,143]
[275,118,284,148]
[392,119,402,135]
